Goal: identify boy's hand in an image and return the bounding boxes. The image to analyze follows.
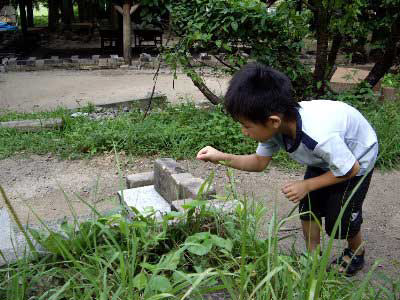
[197,146,226,164]
[282,180,310,203]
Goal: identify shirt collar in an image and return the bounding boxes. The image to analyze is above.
[283,109,302,153]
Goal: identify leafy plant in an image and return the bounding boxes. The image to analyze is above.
[164,0,313,104]
[382,73,400,89]
[0,172,399,299]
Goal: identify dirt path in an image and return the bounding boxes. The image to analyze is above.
[0,69,229,112]
[0,154,399,277]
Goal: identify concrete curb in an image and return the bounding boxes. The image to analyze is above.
[0,55,167,72]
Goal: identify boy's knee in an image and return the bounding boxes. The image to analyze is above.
[325,212,363,239]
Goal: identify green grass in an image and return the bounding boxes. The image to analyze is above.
[0,171,399,299]
[1,95,398,170]
[0,104,274,163]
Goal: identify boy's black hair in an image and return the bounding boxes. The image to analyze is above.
[224,63,299,123]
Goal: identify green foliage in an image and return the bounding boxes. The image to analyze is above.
[164,0,313,101]
[0,104,255,160]
[1,98,399,170]
[382,73,400,88]
[0,177,399,299]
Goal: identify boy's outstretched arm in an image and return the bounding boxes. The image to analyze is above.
[282,161,361,203]
[197,146,271,172]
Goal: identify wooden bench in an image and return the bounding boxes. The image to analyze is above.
[133,28,162,48]
[99,27,121,53]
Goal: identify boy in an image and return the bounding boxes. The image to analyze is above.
[196,63,378,276]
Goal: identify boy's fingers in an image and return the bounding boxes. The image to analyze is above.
[281,185,292,194]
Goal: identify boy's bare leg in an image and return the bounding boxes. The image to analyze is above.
[301,220,321,252]
[335,231,364,273]
[347,230,364,255]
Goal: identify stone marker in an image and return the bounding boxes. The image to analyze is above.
[126,171,154,188]
[118,185,171,219]
[172,199,240,213]
[0,118,63,132]
[171,173,215,200]
[154,158,187,203]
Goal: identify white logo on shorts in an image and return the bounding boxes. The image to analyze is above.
[351,212,359,222]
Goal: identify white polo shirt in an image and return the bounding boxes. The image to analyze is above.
[256,100,378,176]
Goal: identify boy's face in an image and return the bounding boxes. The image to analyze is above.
[238,116,281,142]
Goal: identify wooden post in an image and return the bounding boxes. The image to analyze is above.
[122,2,131,64]
[115,1,140,65]
[26,0,34,27]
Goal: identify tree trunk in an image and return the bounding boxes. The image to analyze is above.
[77,0,85,22]
[18,0,28,35]
[122,2,132,65]
[364,17,400,88]
[48,0,58,31]
[26,0,34,27]
[313,5,329,95]
[326,33,342,80]
[62,0,73,29]
[186,60,223,105]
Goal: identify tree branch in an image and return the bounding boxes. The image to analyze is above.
[213,55,237,71]
[130,3,140,15]
[304,1,317,12]
[114,5,123,15]
[185,60,223,105]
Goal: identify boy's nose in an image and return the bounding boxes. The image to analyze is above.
[242,127,248,136]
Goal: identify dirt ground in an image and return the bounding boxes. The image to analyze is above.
[1,153,399,278]
[0,69,228,112]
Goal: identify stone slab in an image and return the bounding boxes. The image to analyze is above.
[171,173,216,200]
[126,171,154,188]
[0,207,38,266]
[172,199,240,213]
[330,67,380,92]
[118,185,171,218]
[154,158,187,203]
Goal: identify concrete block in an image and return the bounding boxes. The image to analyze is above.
[44,59,57,65]
[172,199,240,213]
[35,59,44,67]
[108,58,117,66]
[2,57,8,64]
[171,173,215,200]
[92,55,100,60]
[7,57,17,65]
[71,55,79,60]
[25,60,35,66]
[381,87,399,101]
[118,185,171,219]
[0,66,5,73]
[171,198,194,212]
[0,208,37,266]
[79,58,95,65]
[110,54,119,59]
[51,56,59,60]
[28,57,36,61]
[154,158,187,203]
[98,58,108,67]
[126,171,154,188]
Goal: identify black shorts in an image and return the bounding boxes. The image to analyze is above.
[299,166,374,239]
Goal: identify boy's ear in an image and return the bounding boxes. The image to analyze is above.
[267,115,282,129]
